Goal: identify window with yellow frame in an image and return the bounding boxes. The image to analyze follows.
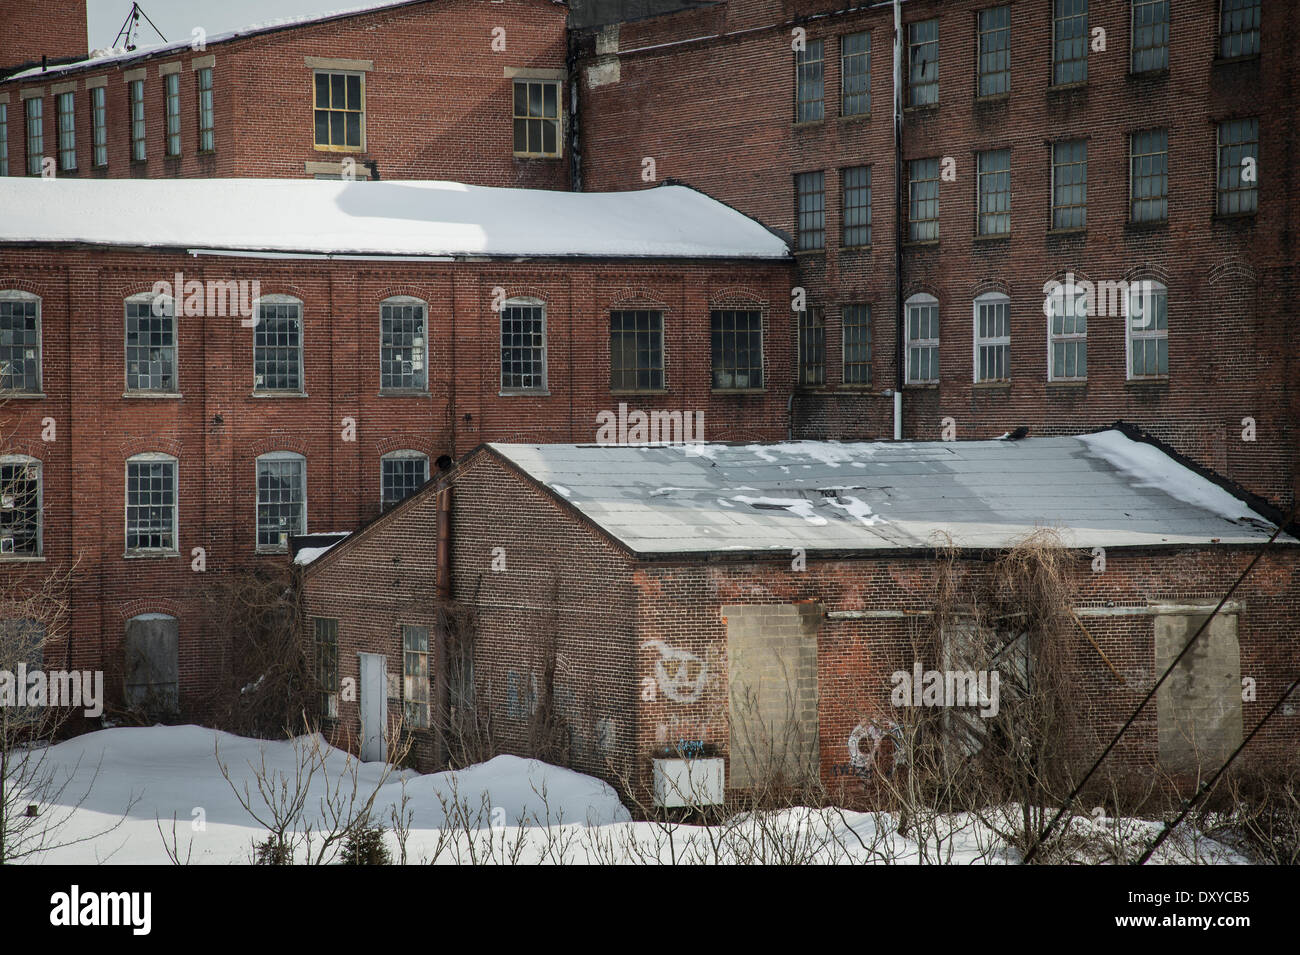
[313,71,364,151]
[512,79,561,158]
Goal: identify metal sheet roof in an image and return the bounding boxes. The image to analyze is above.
[487,431,1287,556]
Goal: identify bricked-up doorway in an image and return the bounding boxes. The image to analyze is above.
[1155,610,1243,775]
[359,652,388,762]
[123,613,178,715]
[724,604,820,789]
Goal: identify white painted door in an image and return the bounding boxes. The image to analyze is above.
[359,652,388,762]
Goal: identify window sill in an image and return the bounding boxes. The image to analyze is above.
[1047,81,1088,93]
[975,93,1010,104]
[972,233,1010,244]
[794,249,827,257]
[123,391,182,399]
[130,159,148,166]
[903,382,939,390]
[498,389,550,397]
[710,388,767,395]
[0,392,47,400]
[512,153,563,161]
[610,389,669,396]
[379,389,430,398]
[903,240,940,248]
[314,145,366,154]
[792,120,825,129]
[1125,378,1169,388]
[197,149,217,157]
[250,390,310,398]
[0,555,45,563]
[256,548,290,556]
[972,381,1010,391]
[1212,55,1261,67]
[164,153,181,161]
[1212,212,1257,224]
[1047,228,1087,237]
[838,112,871,123]
[840,243,872,252]
[1046,379,1087,389]
[904,104,939,115]
[1127,68,1169,80]
[836,383,876,392]
[123,550,180,559]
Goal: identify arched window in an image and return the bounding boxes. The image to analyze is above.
[904,293,939,384]
[124,292,177,393]
[125,453,178,554]
[1126,280,1168,379]
[972,292,1010,383]
[499,296,547,393]
[0,291,41,394]
[380,296,428,392]
[380,451,429,509]
[256,452,306,552]
[0,454,42,557]
[252,294,304,393]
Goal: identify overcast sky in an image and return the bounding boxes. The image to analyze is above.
[87,0,377,50]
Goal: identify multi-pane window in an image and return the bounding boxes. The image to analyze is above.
[512,79,560,156]
[402,625,430,730]
[0,104,8,176]
[164,73,181,157]
[128,79,145,161]
[977,149,1010,236]
[125,454,178,552]
[25,97,42,176]
[1127,281,1168,378]
[0,292,41,393]
[500,299,546,391]
[1130,129,1168,223]
[256,453,306,552]
[380,297,427,391]
[907,19,939,107]
[1048,284,1088,381]
[1052,0,1088,86]
[197,67,214,152]
[1051,139,1088,230]
[795,39,824,123]
[610,309,665,391]
[1131,0,1169,72]
[314,617,339,721]
[1217,118,1258,215]
[795,171,825,251]
[253,297,303,392]
[90,86,107,167]
[908,157,940,242]
[977,6,1011,97]
[842,305,871,386]
[314,71,363,150]
[798,307,825,387]
[710,309,763,390]
[56,92,75,171]
[974,293,1010,382]
[841,165,871,247]
[1219,0,1261,59]
[0,457,41,557]
[841,32,870,116]
[381,453,429,509]
[905,294,939,384]
[125,295,176,392]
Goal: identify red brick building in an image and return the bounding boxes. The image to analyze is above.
[0,0,87,77]
[0,0,571,186]
[299,432,1299,799]
[0,176,792,713]
[572,0,1299,509]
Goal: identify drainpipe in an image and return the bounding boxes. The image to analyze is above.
[892,0,904,441]
[436,484,452,600]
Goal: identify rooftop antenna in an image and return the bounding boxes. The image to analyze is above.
[112,3,168,52]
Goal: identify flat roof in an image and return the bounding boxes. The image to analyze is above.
[487,430,1290,556]
[0,179,790,260]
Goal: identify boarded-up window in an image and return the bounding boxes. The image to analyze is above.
[1155,611,1242,774]
[124,613,179,714]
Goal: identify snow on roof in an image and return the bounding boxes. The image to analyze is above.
[0,178,790,260]
[487,430,1290,556]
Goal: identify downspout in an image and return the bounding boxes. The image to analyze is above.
[436,483,452,600]
[891,0,905,440]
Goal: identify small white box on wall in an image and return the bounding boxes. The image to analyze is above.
[653,758,725,808]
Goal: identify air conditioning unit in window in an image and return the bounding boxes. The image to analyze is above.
[1,537,15,554]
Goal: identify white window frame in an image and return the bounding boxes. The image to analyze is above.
[124,292,177,394]
[904,293,940,385]
[124,452,179,556]
[972,292,1010,383]
[90,85,108,168]
[0,454,42,558]
[0,290,42,394]
[56,90,76,172]
[252,294,305,394]
[1046,283,1088,382]
[379,295,428,393]
[499,296,548,395]
[1125,280,1168,380]
[255,451,307,554]
[380,450,430,509]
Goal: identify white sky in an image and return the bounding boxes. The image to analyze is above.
[87,0,374,50]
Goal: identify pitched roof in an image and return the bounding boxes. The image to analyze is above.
[486,430,1290,556]
[0,179,789,261]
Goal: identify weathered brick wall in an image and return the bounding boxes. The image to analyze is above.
[0,244,789,711]
[0,0,86,73]
[575,0,1299,508]
[1,0,569,185]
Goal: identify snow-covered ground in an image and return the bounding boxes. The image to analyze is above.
[11,726,1248,865]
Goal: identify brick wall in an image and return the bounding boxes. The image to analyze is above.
[574,0,1299,508]
[0,0,86,73]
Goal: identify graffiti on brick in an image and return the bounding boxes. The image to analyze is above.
[641,640,709,703]
[831,719,904,779]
